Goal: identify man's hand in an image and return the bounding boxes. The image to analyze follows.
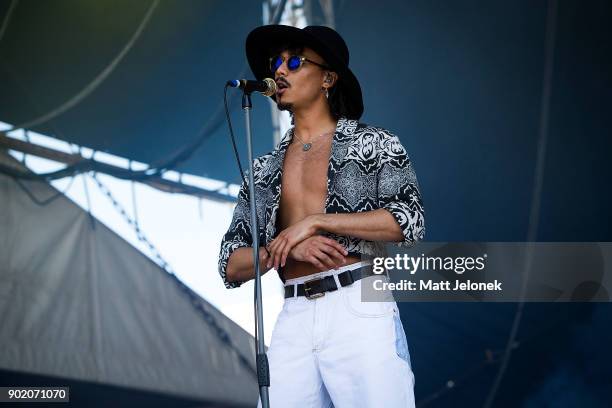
[267,215,321,270]
[289,236,349,271]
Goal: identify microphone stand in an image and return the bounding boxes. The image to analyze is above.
[242,90,270,408]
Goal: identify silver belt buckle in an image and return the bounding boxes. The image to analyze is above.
[303,277,325,300]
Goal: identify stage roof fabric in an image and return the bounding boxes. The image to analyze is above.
[0,151,258,406]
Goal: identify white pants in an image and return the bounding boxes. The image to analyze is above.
[258,263,416,408]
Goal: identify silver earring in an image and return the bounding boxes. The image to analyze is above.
[323,87,329,99]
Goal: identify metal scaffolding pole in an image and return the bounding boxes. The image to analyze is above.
[0,132,235,203]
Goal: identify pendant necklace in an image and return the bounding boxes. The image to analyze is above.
[292,130,335,151]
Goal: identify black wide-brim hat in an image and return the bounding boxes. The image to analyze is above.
[246,25,364,120]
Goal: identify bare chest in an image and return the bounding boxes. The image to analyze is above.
[278,140,332,226]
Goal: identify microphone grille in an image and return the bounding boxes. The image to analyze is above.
[262,78,277,97]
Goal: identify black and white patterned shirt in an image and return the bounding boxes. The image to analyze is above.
[218,117,425,289]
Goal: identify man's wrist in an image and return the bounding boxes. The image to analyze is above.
[311,213,328,234]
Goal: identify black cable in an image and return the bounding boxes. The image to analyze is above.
[0,0,19,45]
[222,83,271,257]
[7,0,160,133]
[0,89,232,183]
[224,83,247,185]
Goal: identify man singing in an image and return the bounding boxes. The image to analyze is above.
[218,25,425,407]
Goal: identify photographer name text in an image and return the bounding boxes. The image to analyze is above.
[374,279,502,291]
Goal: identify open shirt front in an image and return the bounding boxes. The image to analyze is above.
[218,117,425,289]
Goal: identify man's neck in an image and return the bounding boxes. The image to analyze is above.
[292,104,337,140]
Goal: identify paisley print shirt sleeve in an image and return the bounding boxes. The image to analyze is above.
[217,178,252,289]
[217,150,279,289]
[376,130,426,247]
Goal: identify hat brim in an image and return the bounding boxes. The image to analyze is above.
[246,25,363,120]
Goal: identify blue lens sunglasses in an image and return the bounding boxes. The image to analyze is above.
[269,54,330,74]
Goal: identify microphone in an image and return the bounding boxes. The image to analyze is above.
[226,78,277,96]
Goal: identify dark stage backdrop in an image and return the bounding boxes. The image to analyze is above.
[336,2,612,406]
[1,1,610,407]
